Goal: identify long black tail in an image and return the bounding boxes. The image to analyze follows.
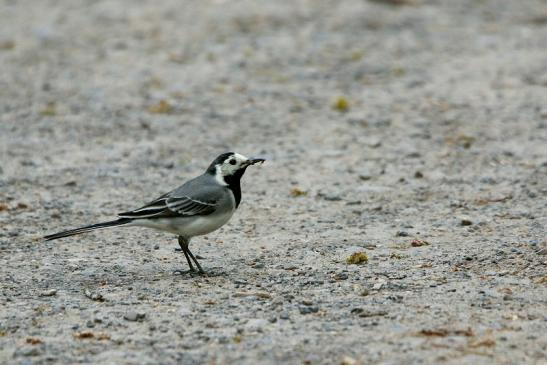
[43,218,133,241]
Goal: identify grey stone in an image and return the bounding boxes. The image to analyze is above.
[124,311,145,322]
[460,217,473,226]
[245,318,268,332]
[299,305,319,315]
[39,289,57,297]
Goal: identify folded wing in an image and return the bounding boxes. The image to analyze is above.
[118,195,217,219]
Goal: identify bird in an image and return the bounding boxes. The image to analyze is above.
[44,152,265,274]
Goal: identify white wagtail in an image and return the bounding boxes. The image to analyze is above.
[44,152,265,274]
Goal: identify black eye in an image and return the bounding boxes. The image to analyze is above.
[229,159,236,165]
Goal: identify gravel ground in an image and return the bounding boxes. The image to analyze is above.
[1,0,546,364]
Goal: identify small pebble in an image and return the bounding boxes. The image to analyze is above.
[319,192,342,201]
[178,306,192,317]
[334,272,349,280]
[17,347,41,357]
[341,356,358,365]
[299,305,319,315]
[124,311,145,322]
[40,289,57,297]
[245,318,268,332]
[460,217,473,226]
[84,289,104,302]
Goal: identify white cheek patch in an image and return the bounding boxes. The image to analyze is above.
[221,163,238,176]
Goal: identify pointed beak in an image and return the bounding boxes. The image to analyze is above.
[246,158,265,166]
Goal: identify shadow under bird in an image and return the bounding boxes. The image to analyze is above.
[44,152,265,274]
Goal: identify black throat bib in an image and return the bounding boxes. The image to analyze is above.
[222,168,247,208]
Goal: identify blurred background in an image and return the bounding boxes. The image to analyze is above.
[1,0,546,185]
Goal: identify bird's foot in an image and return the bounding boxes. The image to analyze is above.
[199,268,228,277]
[173,268,207,277]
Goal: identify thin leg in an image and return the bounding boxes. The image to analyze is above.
[185,247,205,274]
[182,249,195,272]
[177,236,195,272]
[177,236,205,274]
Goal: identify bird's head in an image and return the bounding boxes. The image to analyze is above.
[206,152,265,185]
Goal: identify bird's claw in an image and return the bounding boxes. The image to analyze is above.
[173,269,207,277]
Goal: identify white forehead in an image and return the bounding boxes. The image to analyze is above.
[230,153,248,162]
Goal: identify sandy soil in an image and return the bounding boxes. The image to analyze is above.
[1,0,546,364]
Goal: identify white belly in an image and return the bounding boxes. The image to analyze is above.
[132,210,235,237]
